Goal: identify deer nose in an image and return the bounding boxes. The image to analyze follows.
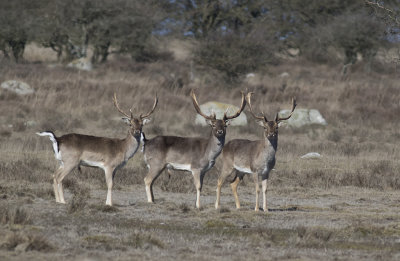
[216,130,223,135]
[134,130,141,135]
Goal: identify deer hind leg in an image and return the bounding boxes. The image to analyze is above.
[215,165,234,209]
[231,174,242,209]
[253,174,260,211]
[53,167,63,203]
[262,178,268,212]
[55,164,76,204]
[192,170,205,209]
[144,165,164,203]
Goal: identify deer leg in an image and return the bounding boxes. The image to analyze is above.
[253,174,260,211]
[215,166,234,209]
[144,166,164,203]
[262,178,268,212]
[192,170,204,209]
[231,175,241,209]
[55,164,75,204]
[53,167,63,203]
[105,167,114,206]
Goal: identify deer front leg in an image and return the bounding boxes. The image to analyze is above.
[215,177,223,209]
[105,167,114,206]
[262,178,268,212]
[192,170,204,209]
[253,174,260,211]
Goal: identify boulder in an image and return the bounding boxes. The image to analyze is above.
[195,101,247,126]
[67,57,93,71]
[301,152,322,159]
[279,108,327,128]
[1,80,34,95]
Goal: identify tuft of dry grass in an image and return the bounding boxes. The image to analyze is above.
[1,232,54,252]
[0,206,31,226]
[66,178,91,213]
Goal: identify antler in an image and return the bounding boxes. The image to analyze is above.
[246,92,268,122]
[113,93,131,118]
[190,89,216,120]
[223,91,246,121]
[275,97,297,122]
[140,94,158,119]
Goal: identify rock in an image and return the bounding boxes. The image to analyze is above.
[279,108,327,128]
[15,242,29,252]
[287,48,300,56]
[195,101,247,126]
[67,57,93,71]
[301,152,322,159]
[24,120,37,127]
[279,72,290,78]
[1,80,34,95]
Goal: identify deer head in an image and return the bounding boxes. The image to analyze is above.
[247,93,296,139]
[191,89,246,138]
[113,93,158,138]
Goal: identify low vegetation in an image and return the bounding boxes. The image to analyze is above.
[0,40,399,260]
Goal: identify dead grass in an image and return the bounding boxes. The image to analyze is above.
[0,45,399,260]
[0,206,31,226]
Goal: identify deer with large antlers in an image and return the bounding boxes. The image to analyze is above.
[215,93,296,212]
[142,90,246,208]
[37,93,158,206]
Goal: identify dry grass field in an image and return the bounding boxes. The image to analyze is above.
[0,45,400,260]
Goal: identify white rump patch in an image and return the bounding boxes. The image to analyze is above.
[167,163,192,172]
[36,131,62,161]
[233,164,253,174]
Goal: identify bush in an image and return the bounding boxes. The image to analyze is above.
[195,30,278,82]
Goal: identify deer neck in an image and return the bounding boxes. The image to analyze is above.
[263,133,278,152]
[206,131,225,160]
[124,130,141,160]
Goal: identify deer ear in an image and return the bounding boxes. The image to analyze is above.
[142,118,151,125]
[122,117,131,125]
[206,119,215,127]
[257,120,265,127]
[224,119,231,126]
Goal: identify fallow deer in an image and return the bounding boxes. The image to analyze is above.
[215,93,296,212]
[142,90,246,208]
[37,93,158,206]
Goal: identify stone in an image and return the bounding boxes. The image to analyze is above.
[15,242,29,252]
[1,80,34,95]
[280,72,290,78]
[67,57,93,71]
[195,101,247,126]
[301,152,322,159]
[279,108,327,128]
